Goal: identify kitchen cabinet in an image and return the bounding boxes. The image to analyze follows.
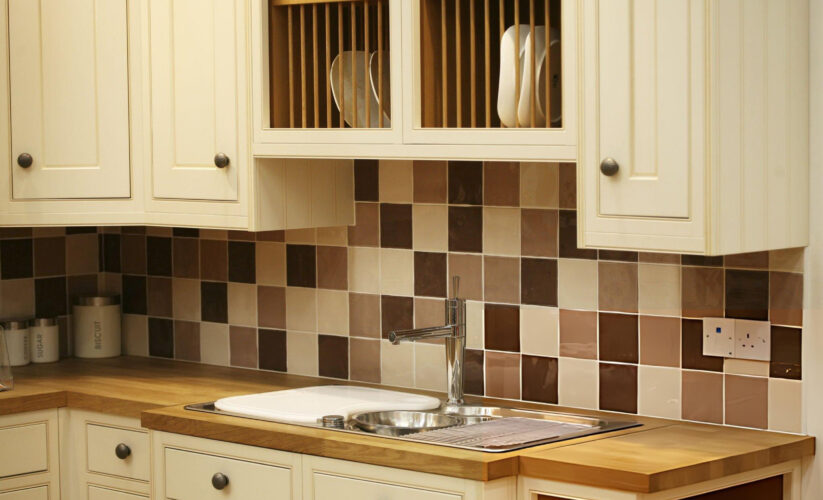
[0,410,60,499]
[578,0,809,255]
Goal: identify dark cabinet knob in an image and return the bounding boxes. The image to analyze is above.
[17,153,33,168]
[214,153,230,168]
[114,443,131,460]
[600,157,619,176]
[211,472,229,490]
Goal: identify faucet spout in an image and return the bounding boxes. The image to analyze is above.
[389,325,455,344]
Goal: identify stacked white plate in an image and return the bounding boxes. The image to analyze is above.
[330,51,391,128]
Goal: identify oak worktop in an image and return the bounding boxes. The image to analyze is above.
[0,357,814,493]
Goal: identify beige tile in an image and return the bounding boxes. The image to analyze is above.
[381,340,414,388]
[483,207,521,256]
[768,378,802,433]
[256,242,286,285]
[316,226,348,246]
[286,331,318,376]
[412,205,448,252]
[286,287,317,332]
[285,228,316,244]
[520,305,559,357]
[557,259,597,310]
[317,289,349,335]
[200,322,229,366]
[66,234,98,275]
[415,343,447,392]
[638,264,681,316]
[379,160,413,202]
[228,283,257,327]
[558,358,598,410]
[520,162,559,208]
[348,247,380,293]
[122,314,148,357]
[172,278,200,322]
[724,358,770,377]
[638,366,681,419]
[0,279,34,318]
[380,249,414,296]
[769,248,804,273]
[466,300,484,349]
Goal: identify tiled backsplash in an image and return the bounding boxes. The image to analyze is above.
[1,160,805,433]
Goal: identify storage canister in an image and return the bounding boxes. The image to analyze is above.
[3,320,30,366]
[73,295,121,358]
[30,318,59,363]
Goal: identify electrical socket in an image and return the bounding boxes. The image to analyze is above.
[702,318,735,358]
[733,319,771,361]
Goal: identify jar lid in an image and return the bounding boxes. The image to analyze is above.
[73,295,121,306]
[29,317,57,327]
[2,319,29,330]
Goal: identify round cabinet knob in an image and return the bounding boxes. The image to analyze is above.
[211,472,229,490]
[114,443,131,460]
[214,153,230,169]
[600,157,619,176]
[17,153,33,168]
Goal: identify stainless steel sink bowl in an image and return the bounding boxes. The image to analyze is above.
[350,410,462,436]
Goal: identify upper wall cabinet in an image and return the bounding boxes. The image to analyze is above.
[8,0,131,200]
[578,0,809,255]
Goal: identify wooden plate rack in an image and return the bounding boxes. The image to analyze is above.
[269,0,390,129]
[420,0,561,129]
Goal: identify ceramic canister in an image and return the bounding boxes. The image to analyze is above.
[30,318,59,363]
[73,295,121,359]
[3,319,30,366]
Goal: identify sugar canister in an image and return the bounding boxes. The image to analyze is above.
[73,295,121,358]
[30,318,59,363]
[3,320,30,366]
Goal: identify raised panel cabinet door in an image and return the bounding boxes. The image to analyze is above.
[8,0,131,199]
[88,486,147,500]
[311,473,461,500]
[0,487,48,500]
[149,0,239,201]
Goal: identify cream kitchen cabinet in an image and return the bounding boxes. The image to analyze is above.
[0,410,60,499]
[578,0,810,255]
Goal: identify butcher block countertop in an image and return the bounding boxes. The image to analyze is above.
[0,357,814,493]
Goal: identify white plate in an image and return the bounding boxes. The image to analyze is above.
[517,27,561,127]
[369,50,391,121]
[497,25,529,128]
[330,51,390,128]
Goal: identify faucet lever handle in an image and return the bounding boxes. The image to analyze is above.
[452,275,460,300]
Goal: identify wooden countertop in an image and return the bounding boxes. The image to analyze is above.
[0,357,814,493]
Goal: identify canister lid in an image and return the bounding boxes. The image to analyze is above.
[1,319,29,330]
[73,295,121,306]
[29,317,57,327]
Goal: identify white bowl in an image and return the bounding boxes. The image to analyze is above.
[330,51,390,128]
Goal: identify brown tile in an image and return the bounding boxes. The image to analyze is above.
[258,329,287,371]
[354,159,379,201]
[67,274,98,304]
[173,237,199,279]
[286,244,316,287]
[147,277,173,318]
[256,242,286,285]
[485,351,520,399]
[770,326,801,380]
[522,355,558,404]
[598,250,638,262]
[484,304,520,352]
[770,247,804,272]
[256,230,286,242]
[725,251,769,269]
[725,375,768,429]
[448,206,483,253]
[121,234,147,275]
[318,335,349,379]
[559,310,597,359]
[448,161,483,205]
[464,349,485,395]
[599,363,638,414]
[682,370,723,423]
[121,226,146,235]
[1,238,33,279]
[0,227,32,238]
[770,272,802,326]
[558,210,596,259]
[448,253,483,301]
[348,203,380,247]
[200,240,227,281]
[725,270,769,320]
[483,162,519,206]
[228,241,255,284]
[639,316,680,367]
[174,321,200,362]
[682,255,723,267]
[413,298,444,332]
[681,267,724,318]
[639,252,680,265]
[413,160,448,203]
[317,246,348,290]
[380,204,413,249]
[349,293,380,338]
[33,237,65,277]
[229,326,257,368]
[558,163,576,209]
[484,256,519,304]
[228,230,255,241]
[521,258,557,307]
[599,313,638,363]
[521,209,558,258]
[681,319,723,371]
[598,262,638,313]
[381,295,413,339]
[350,338,380,383]
[414,252,447,298]
[257,286,286,329]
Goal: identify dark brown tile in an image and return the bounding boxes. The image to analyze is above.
[558,163,577,209]
[599,313,638,363]
[102,234,120,272]
[682,370,723,424]
[484,256,519,304]
[521,258,557,307]
[521,209,558,258]
[258,329,287,371]
[725,251,769,269]
[484,304,520,352]
[381,295,413,339]
[414,252,447,298]
[349,293,380,338]
[464,349,485,396]
[1,238,33,279]
[256,230,286,242]
[350,337,380,382]
[148,318,174,358]
[682,255,723,267]
[147,277,173,318]
[599,363,637,413]
[681,319,723,371]
[724,374,768,429]
[639,252,680,265]
[200,281,228,323]
[0,227,33,238]
[229,326,257,368]
[199,240,228,281]
[228,241,255,284]
[286,244,316,288]
[228,231,256,241]
[121,234,147,275]
[34,237,65,277]
[173,237,199,279]
[380,204,413,249]
[257,286,286,329]
[598,250,638,262]
[34,277,67,317]
[121,226,146,235]
[725,270,769,320]
[413,160,448,203]
[485,351,520,399]
[598,261,638,313]
[558,210,596,259]
[448,207,483,253]
[681,267,724,318]
[448,253,483,300]
[67,274,98,304]
[317,246,348,290]
[559,309,597,359]
[65,227,95,235]
[318,335,349,379]
[172,228,199,238]
[770,326,801,380]
[348,202,380,247]
[354,159,379,201]
[522,355,558,404]
[638,315,680,367]
[448,161,483,205]
[770,272,802,326]
[174,321,200,362]
[146,237,172,276]
[483,162,519,206]
[122,275,147,315]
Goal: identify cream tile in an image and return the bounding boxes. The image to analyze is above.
[520,305,559,357]
[557,259,598,310]
[348,247,380,293]
[316,226,348,246]
[200,322,229,366]
[317,289,349,335]
[466,300,484,349]
[381,340,414,388]
[172,278,200,322]
[638,365,681,419]
[412,205,448,252]
[638,264,681,316]
[228,283,257,327]
[520,162,559,208]
[414,343,447,392]
[256,242,286,285]
[287,331,318,376]
[724,358,770,377]
[379,160,414,202]
[285,228,316,244]
[558,358,598,410]
[66,234,98,275]
[122,314,148,357]
[380,249,414,296]
[0,279,34,318]
[483,207,521,256]
[286,287,317,332]
[768,378,802,433]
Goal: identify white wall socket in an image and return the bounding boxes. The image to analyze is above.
[733,319,771,361]
[702,318,735,357]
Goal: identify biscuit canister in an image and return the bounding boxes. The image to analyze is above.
[72,295,121,358]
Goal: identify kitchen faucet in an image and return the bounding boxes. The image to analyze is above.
[389,277,466,407]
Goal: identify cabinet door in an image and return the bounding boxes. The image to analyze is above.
[88,486,146,500]
[149,0,239,201]
[0,487,48,500]
[8,0,131,199]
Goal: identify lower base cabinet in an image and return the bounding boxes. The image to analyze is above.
[0,410,59,500]
[0,486,49,500]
